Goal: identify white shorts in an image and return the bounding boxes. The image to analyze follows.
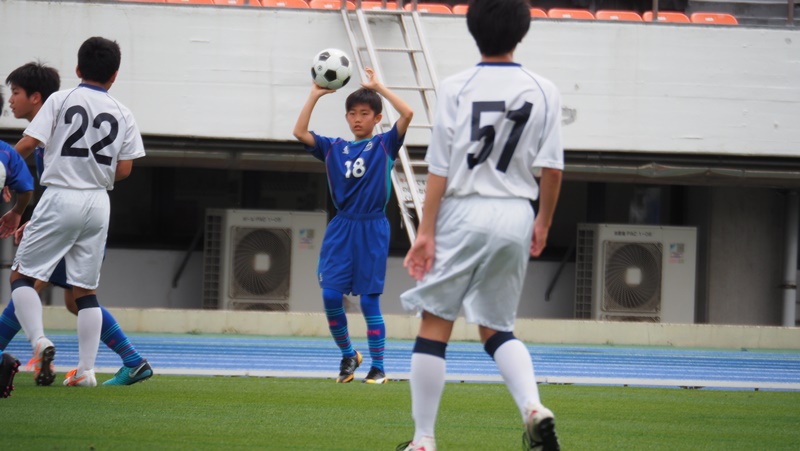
[400,196,534,332]
[13,187,110,290]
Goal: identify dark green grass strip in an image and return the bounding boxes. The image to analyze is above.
[4,374,799,450]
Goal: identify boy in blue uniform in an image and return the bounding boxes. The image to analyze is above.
[0,62,152,387]
[293,67,413,384]
[0,89,35,397]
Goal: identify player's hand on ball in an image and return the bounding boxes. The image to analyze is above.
[311,82,336,96]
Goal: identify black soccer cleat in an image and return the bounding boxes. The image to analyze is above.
[0,353,21,398]
[363,366,387,384]
[335,350,362,383]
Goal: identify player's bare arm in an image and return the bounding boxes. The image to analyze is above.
[360,67,413,136]
[14,135,39,159]
[404,173,447,281]
[293,83,335,147]
[530,168,562,258]
[0,190,32,239]
[115,160,134,181]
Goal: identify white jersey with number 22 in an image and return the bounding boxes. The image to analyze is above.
[24,83,145,191]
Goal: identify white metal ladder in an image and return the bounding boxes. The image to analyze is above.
[340,5,438,244]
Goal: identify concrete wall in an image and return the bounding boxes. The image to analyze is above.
[0,0,798,156]
[705,187,786,325]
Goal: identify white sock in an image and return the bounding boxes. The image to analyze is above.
[76,307,102,374]
[11,285,45,348]
[410,352,446,442]
[493,339,541,420]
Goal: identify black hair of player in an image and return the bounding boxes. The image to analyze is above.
[78,37,122,84]
[345,88,382,115]
[466,0,531,56]
[5,62,61,103]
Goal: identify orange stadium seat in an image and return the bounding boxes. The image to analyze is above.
[452,4,467,14]
[403,3,451,13]
[309,0,356,9]
[595,10,642,21]
[547,8,594,19]
[530,8,547,17]
[213,0,261,4]
[642,11,690,22]
[263,0,308,6]
[690,12,738,24]
[359,1,398,9]
[166,0,215,4]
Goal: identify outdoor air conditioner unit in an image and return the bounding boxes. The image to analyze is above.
[574,223,697,323]
[203,209,327,311]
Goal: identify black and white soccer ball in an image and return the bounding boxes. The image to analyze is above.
[311,48,352,90]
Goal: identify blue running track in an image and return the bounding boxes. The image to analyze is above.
[5,334,800,390]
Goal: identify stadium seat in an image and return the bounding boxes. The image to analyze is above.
[213,0,261,4]
[642,11,690,22]
[452,4,467,14]
[359,1,397,9]
[166,0,215,4]
[690,12,738,24]
[403,3,451,13]
[547,8,594,19]
[530,8,547,17]
[595,10,642,21]
[119,0,166,3]
[309,0,355,9]
[263,0,308,6]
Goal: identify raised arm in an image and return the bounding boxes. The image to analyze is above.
[293,83,335,148]
[361,67,413,137]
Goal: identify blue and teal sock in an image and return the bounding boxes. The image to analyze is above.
[100,307,143,368]
[0,301,22,352]
[322,289,355,358]
[361,294,385,372]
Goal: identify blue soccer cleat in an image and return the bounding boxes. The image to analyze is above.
[103,359,153,386]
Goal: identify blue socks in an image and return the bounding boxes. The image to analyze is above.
[361,294,385,372]
[0,301,22,351]
[100,307,143,368]
[323,289,356,358]
[0,299,143,369]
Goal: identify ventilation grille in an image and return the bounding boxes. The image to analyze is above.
[602,241,662,314]
[574,228,595,319]
[229,227,292,300]
[202,212,223,309]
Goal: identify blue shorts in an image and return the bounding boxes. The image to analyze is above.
[49,258,71,289]
[317,212,390,296]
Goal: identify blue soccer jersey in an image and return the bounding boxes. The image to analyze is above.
[306,125,404,295]
[0,140,34,194]
[307,125,403,215]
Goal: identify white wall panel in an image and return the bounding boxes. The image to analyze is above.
[1,0,798,156]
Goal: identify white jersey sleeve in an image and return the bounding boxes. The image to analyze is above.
[24,84,145,191]
[424,63,564,201]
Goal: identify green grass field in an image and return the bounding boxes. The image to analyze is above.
[4,374,799,450]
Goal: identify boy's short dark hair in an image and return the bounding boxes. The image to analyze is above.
[5,62,61,102]
[467,0,531,56]
[78,37,122,84]
[345,88,382,115]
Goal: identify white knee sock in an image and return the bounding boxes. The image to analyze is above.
[493,339,541,419]
[410,352,446,442]
[76,307,102,374]
[10,285,45,348]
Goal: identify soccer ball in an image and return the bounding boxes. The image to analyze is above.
[311,48,352,90]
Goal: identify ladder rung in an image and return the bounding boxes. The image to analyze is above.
[371,47,423,53]
[386,85,435,91]
[408,124,433,129]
